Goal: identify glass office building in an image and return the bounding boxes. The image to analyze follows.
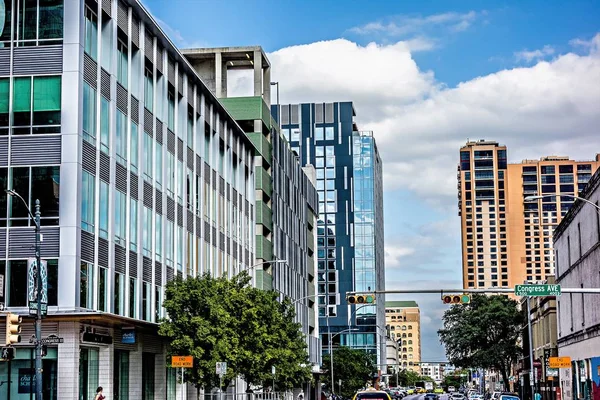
[274,102,386,366]
[0,0,256,398]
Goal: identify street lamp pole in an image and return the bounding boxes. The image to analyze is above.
[7,190,43,400]
[270,82,280,122]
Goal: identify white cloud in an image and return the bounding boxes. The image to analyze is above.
[570,33,600,55]
[349,11,480,38]
[384,245,416,269]
[514,45,555,63]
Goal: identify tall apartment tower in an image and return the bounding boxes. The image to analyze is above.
[182,47,322,375]
[458,140,600,288]
[0,1,258,399]
[275,102,386,367]
[385,301,422,375]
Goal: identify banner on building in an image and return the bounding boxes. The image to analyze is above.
[27,258,48,316]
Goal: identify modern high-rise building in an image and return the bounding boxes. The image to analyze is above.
[274,102,386,366]
[0,1,257,399]
[182,47,321,378]
[385,301,421,374]
[457,140,600,288]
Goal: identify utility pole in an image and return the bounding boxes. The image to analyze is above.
[527,297,536,400]
[34,199,42,400]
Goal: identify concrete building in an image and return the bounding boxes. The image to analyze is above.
[421,362,446,384]
[518,276,558,400]
[182,47,322,378]
[457,140,600,289]
[553,168,600,400]
[385,301,421,374]
[274,103,386,367]
[0,1,257,399]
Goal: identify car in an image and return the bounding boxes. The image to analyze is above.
[353,389,393,400]
[448,387,456,393]
[451,394,466,400]
[490,392,501,400]
[434,389,444,395]
[417,388,427,394]
[425,394,439,400]
[498,393,520,400]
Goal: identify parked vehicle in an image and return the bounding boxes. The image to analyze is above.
[448,387,456,393]
[424,394,439,400]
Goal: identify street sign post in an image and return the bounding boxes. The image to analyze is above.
[216,362,227,400]
[515,284,561,297]
[549,357,571,369]
[172,356,193,400]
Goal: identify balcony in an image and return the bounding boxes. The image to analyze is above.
[219,96,272,130]
[248,132,272,163]
[255,167,272,196]
[256,200,272,232]
[255,269,273,291]
[256,235,273,261]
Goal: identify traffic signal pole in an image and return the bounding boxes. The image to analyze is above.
[346,287,600,294]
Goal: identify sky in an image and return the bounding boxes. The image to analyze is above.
[143,0,600,361]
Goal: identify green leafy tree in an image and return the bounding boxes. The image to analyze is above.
[442,375,465,389]
[159,272,312,392]
[322,346,376,398]
[398,369,421,386]
[438,294,523,389]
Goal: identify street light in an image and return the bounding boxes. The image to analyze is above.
[270,82,280,122]
[6,189,43,400]
[329,327,359,394]
[524,194,600,215]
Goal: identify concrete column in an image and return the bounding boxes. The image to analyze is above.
[215,52,223,98]
[253,50,263,97]
[263,66,271,106]
[99,340,115,398]
[57,322,80,399]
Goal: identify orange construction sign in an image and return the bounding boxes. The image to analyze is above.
[171,355,193,368]
[549,357,571,369]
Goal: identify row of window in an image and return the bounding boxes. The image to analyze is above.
[0,0,63,46]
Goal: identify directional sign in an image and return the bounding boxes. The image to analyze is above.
[171,355,193,368]
[216,361,227,376]
[515,284,561,297]
[40,335,64,344]
[549,357,571,369]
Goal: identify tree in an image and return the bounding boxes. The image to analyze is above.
[397,369,421,386]
[438,294,523,389]
[158,272,312,392]
[322,346,376,398]
[442,374,465,389]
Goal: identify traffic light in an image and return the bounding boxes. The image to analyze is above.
[442,294,471,305]
[5,312,22,345]
[1,346,15,360]
[346,293,376,304]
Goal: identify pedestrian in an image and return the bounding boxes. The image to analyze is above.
[94,386,106,400]
[534,393,541,400]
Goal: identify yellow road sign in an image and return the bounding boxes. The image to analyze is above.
[549,357,571,369]
[172,355,193,368]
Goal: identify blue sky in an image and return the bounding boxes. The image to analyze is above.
[144,0,600,362]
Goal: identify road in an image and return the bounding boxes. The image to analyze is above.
[402,395,450,400]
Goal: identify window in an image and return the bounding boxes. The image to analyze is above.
[84,6,98,59]
[98,266,107,311]
[325,126,334,140]
[167,152,175,196]
[144,66,153,112]
[130,199,138,251]
[187,108,194,147]
[117,38,128,88]
[16,0,64,46]
[167,88,175,130]
[129,277,137,318]
[315,127,323,140]
[155,142,162,188]
[0,78,8,134]
[99,181,109,239]
[143,206,152,257]
[13,76,62,134]
[142,282,151,321]
[114,272,124,315]
[114,190,126,245]
[177,160,184,202]
[81,170,95,232]
[100,96,110,153]
[82,82,96,144]
[130,122,138,173]
[156,214,162,261]
[80,262,94,309]
[116,111,128,164]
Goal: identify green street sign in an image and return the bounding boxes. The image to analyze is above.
[515,284,561,297]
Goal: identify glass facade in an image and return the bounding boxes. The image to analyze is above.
[276,102,386,363]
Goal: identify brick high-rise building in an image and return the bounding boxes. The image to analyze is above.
[457,140,600,288]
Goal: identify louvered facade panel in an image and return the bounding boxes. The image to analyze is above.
[142,257,152,283]
[116,83,128,114]
[156,45,164,73]
[155,189,163,214]
[101,68,111,100]
[102,0,112,16]
[8,227,59,258]
[0,229,6,258]
[177,73,183,95]
[11,136,61,165]
[131,17,140,47]
[131,96,139,123]
[167,130,175,153]
[130,251,139,276]
[143,181,153,208]
[145,33,154,62]
[166,266,174,282]
[13,46,62,75]
[115,245,126,274]
[186,211,193,233]
[204,222,210,242]
[0,48,9,75]
[82,140,96,174]
[204,163,210,183]
[144,108,153,135]
[187,147,194,169]
[130,172,139,200]
[177,204,183,227]
[219,232,225,250]
[167,59,175,85]
[83,54,98,88]
[155,261,162,284]
[166,197,175,221]
[99,152,110,183]
[291,104,300,124]
[98,238,109,267]
[219,177,225,195]
[81,230,95,263]
[232,242,237,259]
[195,216,201,236]
[117,1,128,32]
[195,155,202,174]
[177,138,183,161]
[115,163,128,193]
[156,121,163,143]
[0,137,7,166]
